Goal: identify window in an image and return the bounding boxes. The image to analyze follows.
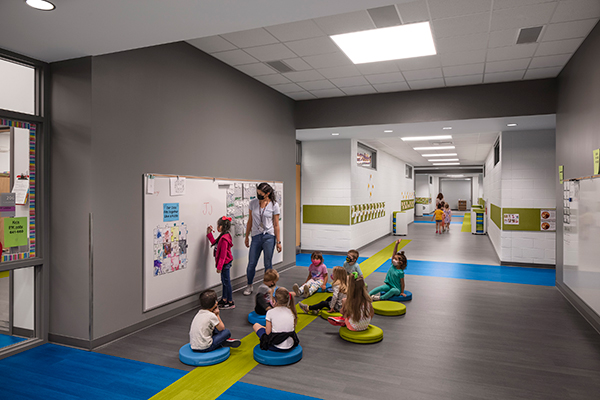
[405,164,413,179]
[357,143,376,170]
[0,58,35,115]
[430,176,433,184]
[493,139,500,166]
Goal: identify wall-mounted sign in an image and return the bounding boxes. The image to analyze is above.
[594,149,599,175]
[503,213,519,225]
[540,209,556,231]
[559,165,564,184]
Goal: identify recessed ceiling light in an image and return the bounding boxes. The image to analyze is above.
[442,127,452,130]
[332,133,340,136]
[507,123,517,127]
[428,159,459,162]
[433,162,460,166]
[447,175,465,177]
[401,135,452,141]
[413,146,455,150]
[384,130,393,133]
[25,0,55,10]
[330,22,436,64]
[421,153,457,157]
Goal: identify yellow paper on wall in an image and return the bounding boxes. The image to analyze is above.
[594,149,599,175]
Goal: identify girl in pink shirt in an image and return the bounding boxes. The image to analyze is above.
[207,216,234,309]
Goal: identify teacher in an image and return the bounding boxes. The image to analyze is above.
[243,182,282,295]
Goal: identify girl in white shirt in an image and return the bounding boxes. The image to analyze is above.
[252,287,299,351]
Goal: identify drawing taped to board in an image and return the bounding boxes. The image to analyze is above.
[153,223,188,276]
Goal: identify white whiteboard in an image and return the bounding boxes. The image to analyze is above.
[563,177,600,318]
[143,174,283,311]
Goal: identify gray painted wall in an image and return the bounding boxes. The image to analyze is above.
[295,79,557,129]
[50,43,295,341]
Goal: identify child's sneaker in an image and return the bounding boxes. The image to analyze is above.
[220,302,235,310]
[222,338,241,348]
[298,302,310,313]
[327,316,346,326]
[436,230,438,234]
[292,283,302,297]
[371,294,381,301]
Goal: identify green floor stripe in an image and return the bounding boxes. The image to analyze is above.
[461,213,472,232]
[152,240,408,400]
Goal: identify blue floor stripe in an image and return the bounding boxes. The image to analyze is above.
[295,253,367,267]
[219,382,322,400]
[0,344,187,400]
[0,333,27,349]
[374,259,555,286]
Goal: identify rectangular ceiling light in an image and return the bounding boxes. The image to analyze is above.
[330,22,436,64]
[401,135,452,141]
[433,162,460,165]
[428,158,459,162]
[413,146,455,150]
[421,153,457,157]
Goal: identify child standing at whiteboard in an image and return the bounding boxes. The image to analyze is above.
[207,216,235,309]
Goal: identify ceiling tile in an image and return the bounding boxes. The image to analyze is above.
[212,49,258,66]
[396,0,430,23]
[435,33,489,54]
[254,74,291,85]
[432,13,491,38]
[535,38,584,56]
[403,67,444,81]
[286,91,317,100]
[551,0,600,23]
[441,49,487,66]
[486,43,538,61]
[271,82,304,93]
[484,70,525,83]
[330,76,370,88]
[313,11,376,35]
[244,43,297,62]
[485,58,531,73]
[396,55,442,70]
[310,88,346,98]
[341,85,378,95]
[282,70,325,82]
[187,36,237,53]
[303,52,353,69]
[373,82,411,92]
[365,72,407,85]
[235,63,277,77]
[489,29,520,47]
[529,53,571,68]
[284,36,339,57]
[356,61,400,75]
[494,0,557,10]
[408,78,446,90]
[428,0,492,20]
[318,65,362,79]
[445,74,484,86]
[524,66,563,79]
[542,19,599,41]
[265,20,325,42]
[490,2,557,31]
[443,63,485,77]
[297,80,337,91]
[283,58,313,71]
[221,28,279,48]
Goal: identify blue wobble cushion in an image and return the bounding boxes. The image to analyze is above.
[317,282,333,293]
[253,344,303,366]
[381,290,412,302]
[179,343,230,366]
[248,311,267,325]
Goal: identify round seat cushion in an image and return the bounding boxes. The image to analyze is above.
[248,311,266,325]
[339,325,383,344]
[381,290,412,302]
[253,344,303,366]
[316,282,333,293]
[179,343,230,366]
[373,301,406,316]
[319,308,342,320]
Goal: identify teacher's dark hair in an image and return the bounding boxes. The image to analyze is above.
[437,193,444,200]
[257,182,276,203]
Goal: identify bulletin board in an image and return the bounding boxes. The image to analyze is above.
[143,174,283,311]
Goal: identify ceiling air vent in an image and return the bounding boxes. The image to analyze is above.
[516,26,543,44]
[266,60,295,73]
[367,5,402,28]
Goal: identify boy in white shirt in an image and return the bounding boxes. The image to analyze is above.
[189,290,241,352]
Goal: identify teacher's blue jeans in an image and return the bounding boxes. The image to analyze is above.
[247,233,276,285]
[221,262,232,302]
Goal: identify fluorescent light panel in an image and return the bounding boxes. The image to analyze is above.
[428,158,459,162]
[413,146,455,150]
[433,162,460,165]
[507,123,518,127]
[421,153,457,157]
[401,135,452,141]
[447,175,464,177]
[330,22,436,64]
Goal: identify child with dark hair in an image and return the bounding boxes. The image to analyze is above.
[369,239,408,301]
[255,269,279,315]
[207,216,234,309]
[292,251,328,298]
[343,249,363,276]
[189,290,240,352]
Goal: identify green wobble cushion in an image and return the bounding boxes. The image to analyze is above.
[319,308,342,320]
[339,325,383,344]
[373,301,406,316]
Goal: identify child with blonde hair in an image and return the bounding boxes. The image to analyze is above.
[432,202,445,234]
[299,266,347,315]
[443,203,452,232]
[327,272,374,331]
[370,239,408,300]
[253,287,299,351]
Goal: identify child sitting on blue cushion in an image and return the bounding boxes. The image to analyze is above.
[369,239,408,301]
[253,287,299,351]
[292,251,328,298]
[343,249,363,276]
[328,273,373,331]
[255,269,279,315]
[299,266,347,315]
[189,290,241,352]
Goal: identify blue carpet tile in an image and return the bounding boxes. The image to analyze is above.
[0,333,27,349]
[219,382,322,400]
[413,221,463,224]
[295,253,367,267]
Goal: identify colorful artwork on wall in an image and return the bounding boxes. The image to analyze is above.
[153,222,188,276]
[351,202,385,225]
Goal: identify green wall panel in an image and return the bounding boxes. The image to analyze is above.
[303,205,350,225]
[502,208,541,231]
[490,203,501,228]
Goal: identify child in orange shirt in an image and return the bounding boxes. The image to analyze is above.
[432,203,445,234]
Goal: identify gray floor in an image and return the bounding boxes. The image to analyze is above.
[95,224,600,400]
